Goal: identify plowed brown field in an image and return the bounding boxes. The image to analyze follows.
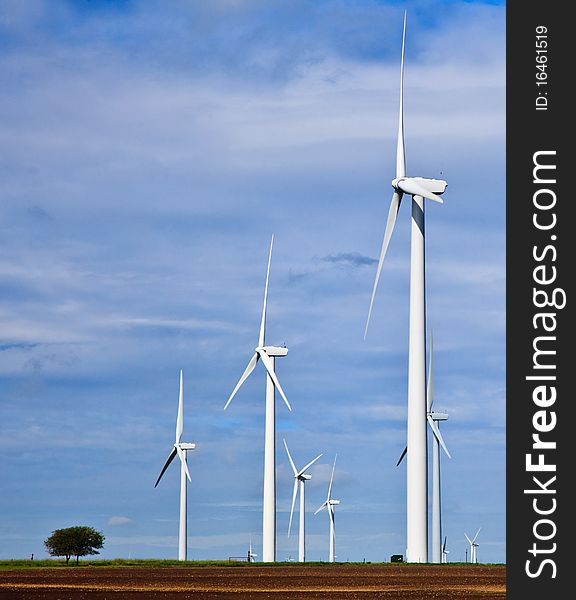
[0,564,505,599]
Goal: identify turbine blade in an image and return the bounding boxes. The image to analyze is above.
[396,445,407,467]
[297,453,323,478]
[464,533,472,545]
[396,11,407,179]
[283,438,298,476]
[176,445,192,482]
[427,415,451,458]
[427,330,434,413]
[288,478,298,537]
[259,235,274,348]
[258,349,292,411]
[314,501,327,515]
[224,352,259,410]
[364,191,402,338]
[176,370,184,443]
[154,447,177,488]
[327,455,337,501]
[397,179,443,203]
[473,528,481,543]
[443,536,447,552]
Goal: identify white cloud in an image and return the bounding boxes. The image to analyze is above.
[107,516,134,527]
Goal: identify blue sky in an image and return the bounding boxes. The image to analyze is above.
[0,0,505,563]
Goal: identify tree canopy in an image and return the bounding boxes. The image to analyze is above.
[44,526,105,565]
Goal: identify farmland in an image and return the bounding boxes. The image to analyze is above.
[0,562,505,599]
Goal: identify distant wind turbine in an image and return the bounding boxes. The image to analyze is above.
[442,536,450,563]
[395,332,451,563]
[315,455,340,563]
[427,332,451,564]
[248,536,257,563]
[154,370,196,561]
[224,235,291,562]
[465,529,481,564]
[283,438,323,563]
[364,12,448,563]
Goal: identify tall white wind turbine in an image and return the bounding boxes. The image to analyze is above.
[154,370,196,561]
[465,529,481,564]
[315,455,340,563]
[284,439,323,563]
[427,332,451,563]
[364,13,448,563]
[224,235,291,562]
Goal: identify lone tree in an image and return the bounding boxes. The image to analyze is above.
[44,526,105,565]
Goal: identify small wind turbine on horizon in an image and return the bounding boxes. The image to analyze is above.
[224,235,291,562]
[248,536,257,563]
[154,370,196,561]
[315,455,340,563]
[284,438,323,563]
[427,332,451,564]
[395,332,451,564]
[364,12,448,563]
[442,536,450,563]
[465,529,481,564]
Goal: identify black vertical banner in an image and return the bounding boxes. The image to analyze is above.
[507,1,572,597]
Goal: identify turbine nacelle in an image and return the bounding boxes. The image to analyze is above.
[429,411,448,422]
[392,176,448,195]
[176,442,196,451]
[391,177,447,203]
[256,345,289,357]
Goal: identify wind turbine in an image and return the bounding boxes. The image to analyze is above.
[442,536,450,563]
[427,332,451,563]
[224,235,291,562]
[283,438,323,563]
[154,370,196,561]
[395,332,451,563]
[248,536,257,563]
[364,12,448,563]
[465,529,481,564]
[314,455,340,563]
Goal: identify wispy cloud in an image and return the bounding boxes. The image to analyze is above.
[321,252,377,268]
[108,516,135,527]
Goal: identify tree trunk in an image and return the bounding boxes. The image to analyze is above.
[66,555,70,565]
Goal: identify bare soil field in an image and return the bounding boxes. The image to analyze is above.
[0,564,505,599]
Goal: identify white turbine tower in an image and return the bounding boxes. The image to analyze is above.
[364,13,448,563]
[465,529,481,564]
[224,235,291,562]
[442,536,450,563]
[315,455,340,563]
[154,370,196,561]
[427,332,451,563]
[284,439,323,563]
